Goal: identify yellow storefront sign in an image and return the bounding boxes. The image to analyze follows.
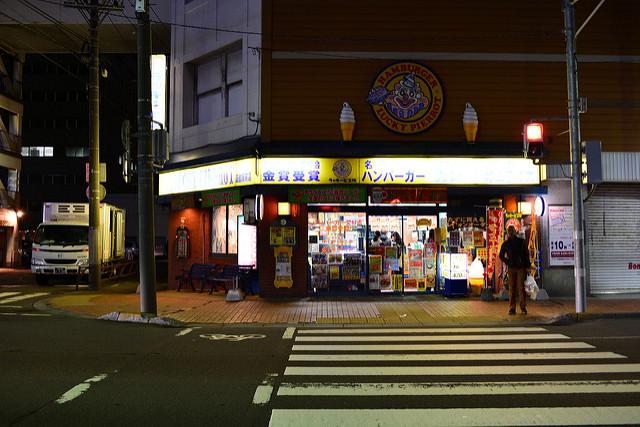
[159,156,540,196]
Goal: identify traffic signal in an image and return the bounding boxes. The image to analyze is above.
[524,123,544,159]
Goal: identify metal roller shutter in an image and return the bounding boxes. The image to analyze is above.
[586,184,640,294]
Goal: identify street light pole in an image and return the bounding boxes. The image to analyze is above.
[87,8,101,290]
[64,0,124,290]
[136,0,157,315]
[563,0,587,313]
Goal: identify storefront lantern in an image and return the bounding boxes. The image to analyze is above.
[534,196,546,216]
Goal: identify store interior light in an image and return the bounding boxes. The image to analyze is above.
[278,202,291,216]
[518,201,532,215]
[256,194,264,220]
[534,196,546,216]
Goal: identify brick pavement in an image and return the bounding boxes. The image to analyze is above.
[3,267,637,325]
[44,289,640,326]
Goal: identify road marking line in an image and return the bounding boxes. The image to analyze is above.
[268,406,640,426]
[0,292,49,305]
[288,351,626,362]
[176,327,199,337]
[297,327,548,334]
[0,313,52,316]
[282,327,296,340]
[277,379,640,396]
[55,374,108,404]
[295,334,569,342]
[253,373,278,405]
[292,342,594,351]
[284,363,640,376]
[0,292,21,298]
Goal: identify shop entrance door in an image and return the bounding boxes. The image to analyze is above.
[308,211,367,295]
[368,215,440,293]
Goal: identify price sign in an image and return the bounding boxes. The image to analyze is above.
[549,206,574,266]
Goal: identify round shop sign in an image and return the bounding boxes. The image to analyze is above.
[366,61,445,135]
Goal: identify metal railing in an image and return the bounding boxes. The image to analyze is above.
[0,71,22,99]
[0,129,21,153]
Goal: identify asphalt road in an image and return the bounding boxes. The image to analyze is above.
[1,302,640,426]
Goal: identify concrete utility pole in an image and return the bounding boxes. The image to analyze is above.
[64,0,123,291]
[563,0,587,313]
[136,0,157,315]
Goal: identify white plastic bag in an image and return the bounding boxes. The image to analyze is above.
[524,274,539,296]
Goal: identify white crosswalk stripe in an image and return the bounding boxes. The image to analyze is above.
[268,326,640,426]
[0,292,49,305]
[0,292,51,316]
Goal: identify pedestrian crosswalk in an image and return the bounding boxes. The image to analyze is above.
[268,326,640,426]
[0,291,50,315]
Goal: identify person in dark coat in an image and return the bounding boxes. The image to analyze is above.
[499,225,531,315]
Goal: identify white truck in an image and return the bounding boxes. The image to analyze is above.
[31,202,126,286]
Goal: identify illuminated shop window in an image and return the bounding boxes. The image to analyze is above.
[210,204,242,255]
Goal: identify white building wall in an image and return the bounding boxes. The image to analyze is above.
[170,0,262,154]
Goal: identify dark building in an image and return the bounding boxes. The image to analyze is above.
[20,53,138,231]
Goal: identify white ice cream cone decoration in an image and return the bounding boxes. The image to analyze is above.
[463,103,478,143]
[340,102,355,141]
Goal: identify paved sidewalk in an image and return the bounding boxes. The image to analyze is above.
[44,285,640,326]
[4,268,636,326]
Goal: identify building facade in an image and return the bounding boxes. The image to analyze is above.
[163,0,640,297]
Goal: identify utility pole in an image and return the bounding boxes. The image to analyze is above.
[563,0,587,313]
[136,0,157,315]
[64,1,123,291]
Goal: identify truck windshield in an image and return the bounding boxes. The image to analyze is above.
[34,225,89,246]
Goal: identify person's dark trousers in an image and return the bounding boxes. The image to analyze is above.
[507,267,527,310]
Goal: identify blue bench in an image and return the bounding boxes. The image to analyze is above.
[175,263,219,292]
[206,264,241,294]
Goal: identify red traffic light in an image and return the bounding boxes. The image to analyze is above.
[523,122,544,160]
[525,123,544,142]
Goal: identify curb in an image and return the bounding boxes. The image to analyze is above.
[98,311,184,327]
[548,311,640,325]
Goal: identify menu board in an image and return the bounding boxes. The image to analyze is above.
[450,253,468,280]
[269,218,297,248]
[311,252,328,289]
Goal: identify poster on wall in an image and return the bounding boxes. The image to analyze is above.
[381,274,392,291]
[369,255,383,274]
[274,246,293,288]
[369,274,381,290]
[504,212,522,232]
[549,206,575,266]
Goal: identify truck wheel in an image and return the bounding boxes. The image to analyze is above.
[35,275,50,286]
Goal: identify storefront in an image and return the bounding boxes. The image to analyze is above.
[159,155,543,297]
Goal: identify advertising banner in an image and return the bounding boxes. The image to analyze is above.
[549,206,575,266]
[486,208,504,280]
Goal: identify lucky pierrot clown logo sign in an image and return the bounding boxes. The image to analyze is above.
[366,61,445,135]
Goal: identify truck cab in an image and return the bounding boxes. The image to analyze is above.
[31,221,89,286]
[31,202,125,286]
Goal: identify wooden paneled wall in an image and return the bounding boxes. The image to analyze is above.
[262,0,640,162]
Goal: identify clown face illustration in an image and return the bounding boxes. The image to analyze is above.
[385,73,430,119]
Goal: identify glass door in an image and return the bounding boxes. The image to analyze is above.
[368,214,440,293]
[308,211,366,294]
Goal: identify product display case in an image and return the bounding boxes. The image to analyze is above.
[309,212,366,293]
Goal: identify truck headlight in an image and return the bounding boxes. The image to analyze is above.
[78,259,88,266]
[32,258,45,266]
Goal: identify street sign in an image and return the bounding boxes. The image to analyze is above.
[86,184,106,201]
